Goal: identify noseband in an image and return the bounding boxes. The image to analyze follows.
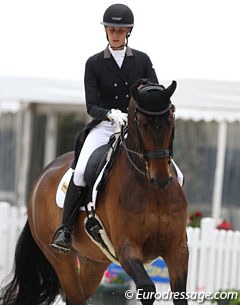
[120,85,175,183]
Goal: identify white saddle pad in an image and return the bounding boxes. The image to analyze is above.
[56,165,107,211]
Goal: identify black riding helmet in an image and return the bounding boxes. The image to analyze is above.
[101,4,134,28]
[101,4,134,46]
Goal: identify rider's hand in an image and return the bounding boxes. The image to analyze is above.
[107,109,128,126]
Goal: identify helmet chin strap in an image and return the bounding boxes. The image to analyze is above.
[110,44,126,50]
[126,32,130,46]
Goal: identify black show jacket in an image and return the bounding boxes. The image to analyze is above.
[84,46,159,121]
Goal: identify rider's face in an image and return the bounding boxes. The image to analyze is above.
[106,27,130,49]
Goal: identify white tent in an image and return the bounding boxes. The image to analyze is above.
[2,77,240,120]
[1,76,240,226]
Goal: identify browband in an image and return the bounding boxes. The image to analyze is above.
[136,103,172,116]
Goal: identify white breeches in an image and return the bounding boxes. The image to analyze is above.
[73,121,184,187]
[73,121,117,186]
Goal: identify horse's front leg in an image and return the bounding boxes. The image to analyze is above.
[119,244,156,305]
[164,240,189,305]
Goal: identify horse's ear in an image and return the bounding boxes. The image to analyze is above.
[130,85,140,101]
[164,81,177,99]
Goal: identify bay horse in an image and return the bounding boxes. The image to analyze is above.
[0,80,189,305]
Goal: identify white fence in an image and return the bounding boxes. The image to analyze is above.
[0,202,26,286]
[0,202,240,302]
[187,218,240,293]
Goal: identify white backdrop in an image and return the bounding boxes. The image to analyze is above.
[0,0,240,82]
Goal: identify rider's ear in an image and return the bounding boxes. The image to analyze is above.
[164,80,177,99]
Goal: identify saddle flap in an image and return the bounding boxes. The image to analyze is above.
[84,144,110,190]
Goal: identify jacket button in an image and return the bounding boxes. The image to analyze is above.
[125,81,128,85]
[126,94,129,98]
[114,83,118,87]
[115,96,119,100]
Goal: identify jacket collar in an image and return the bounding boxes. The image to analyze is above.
[104,46,133,59]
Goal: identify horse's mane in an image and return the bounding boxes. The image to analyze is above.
[130,79,176,113]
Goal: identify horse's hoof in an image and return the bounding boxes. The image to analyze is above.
[49,243,72,254]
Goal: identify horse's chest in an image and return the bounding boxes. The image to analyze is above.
[140,214,176,253]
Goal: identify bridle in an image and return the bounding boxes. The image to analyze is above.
[120,85,175,185]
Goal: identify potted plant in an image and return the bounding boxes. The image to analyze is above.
[187,210,203,228]
[211,289,240,305]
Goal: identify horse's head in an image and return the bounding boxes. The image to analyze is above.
[126,79,176,190]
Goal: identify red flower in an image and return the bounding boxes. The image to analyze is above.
[194,211,202,217]
[217,220,231,231]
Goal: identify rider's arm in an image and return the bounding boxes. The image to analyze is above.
[84,57,110,121]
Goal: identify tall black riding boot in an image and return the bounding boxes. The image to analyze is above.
[51,175,86,253]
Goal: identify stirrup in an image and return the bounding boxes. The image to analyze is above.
[49,226,72,254]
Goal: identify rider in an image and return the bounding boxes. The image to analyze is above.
[51,3,183,253]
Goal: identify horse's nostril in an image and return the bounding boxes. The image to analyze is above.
[150,177,172,189]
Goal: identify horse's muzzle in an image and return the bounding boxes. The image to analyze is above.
[150,176,172,190]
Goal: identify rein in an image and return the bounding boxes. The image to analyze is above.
[120,126,147,177]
